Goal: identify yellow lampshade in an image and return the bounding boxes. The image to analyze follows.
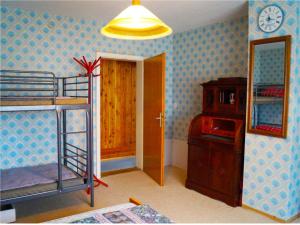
[101,0,172,40]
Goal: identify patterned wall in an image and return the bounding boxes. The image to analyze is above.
[0,6,173,169]
[0,111,57,169]
[172,16,248,140]
[243,0,300,220]
[294,0,300,217]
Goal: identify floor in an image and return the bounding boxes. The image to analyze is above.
[14,166,299,223]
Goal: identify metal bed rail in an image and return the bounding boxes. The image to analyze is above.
[253,83,284,98]
[0,70,90,103]
[64,142,88,177]
[0,70,57,103]
[59,76,89,98]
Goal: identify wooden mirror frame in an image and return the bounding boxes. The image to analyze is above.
[247,35,291,138]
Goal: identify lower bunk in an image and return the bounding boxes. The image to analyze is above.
[0,163,88,205]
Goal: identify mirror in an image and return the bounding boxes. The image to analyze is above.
[247,35,291,138]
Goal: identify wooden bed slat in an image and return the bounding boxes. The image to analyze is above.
[0,97,88,106]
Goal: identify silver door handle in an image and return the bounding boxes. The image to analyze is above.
[155,112,162,128]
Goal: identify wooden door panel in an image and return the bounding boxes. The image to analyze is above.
[101,59,136,159]
[143,53,166,186]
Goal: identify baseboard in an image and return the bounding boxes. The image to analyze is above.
[101,155,135,162]
[171,139,188,170]
[164,139,172,166]
[242,204,300,223]
[101,156,136,172]
[102,167,139,177]
[287,212,300,223]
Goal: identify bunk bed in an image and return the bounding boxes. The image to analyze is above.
[252,83,284,132]
[0,70,94,207]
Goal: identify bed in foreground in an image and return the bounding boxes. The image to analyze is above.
[46,200,172,224]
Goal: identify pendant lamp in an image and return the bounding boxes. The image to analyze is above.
[101,0,172,40]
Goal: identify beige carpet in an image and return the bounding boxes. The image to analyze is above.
[14,167,299,223]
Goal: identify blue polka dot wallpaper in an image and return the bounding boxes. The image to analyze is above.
[0,111,57,169]
[172,16,248,140]
[243,0,300,220]
[0,6,173,169]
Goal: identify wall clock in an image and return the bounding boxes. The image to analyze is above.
[258,5,284,33]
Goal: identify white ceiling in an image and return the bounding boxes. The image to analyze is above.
[2,0,248,33]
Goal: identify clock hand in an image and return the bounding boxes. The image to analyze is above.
[269,15,276,20]
[267,17,275,21]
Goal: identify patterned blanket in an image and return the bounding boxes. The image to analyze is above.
[47,203,172,224]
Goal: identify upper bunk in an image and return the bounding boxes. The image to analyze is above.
[253,83,284,104]
[0,70,90,112]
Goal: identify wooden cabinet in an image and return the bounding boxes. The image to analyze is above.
[186,77,246,207]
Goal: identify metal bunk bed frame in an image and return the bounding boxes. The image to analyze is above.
[253,83,284,104]
[0,70,94,207]
[252,83,284,128]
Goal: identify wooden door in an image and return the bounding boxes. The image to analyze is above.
[143,53,166,186]
[101,59,136,159]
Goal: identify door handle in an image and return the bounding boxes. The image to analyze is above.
[155,112,163,128]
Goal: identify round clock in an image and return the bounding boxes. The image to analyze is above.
[258,5,284,33]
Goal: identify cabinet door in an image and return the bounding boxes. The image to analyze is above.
[236,87,246,115]
[187,143,210,186]
[203,87,215,113]
[209,143,235,195]
[217,88,236,113]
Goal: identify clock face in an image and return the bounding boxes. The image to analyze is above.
[258,5,284,33]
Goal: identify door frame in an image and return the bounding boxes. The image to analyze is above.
[95,52,144,178]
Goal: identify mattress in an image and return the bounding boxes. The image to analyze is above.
[253,96,283,104]
[0,163,83,200]
[0,97,88,106]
